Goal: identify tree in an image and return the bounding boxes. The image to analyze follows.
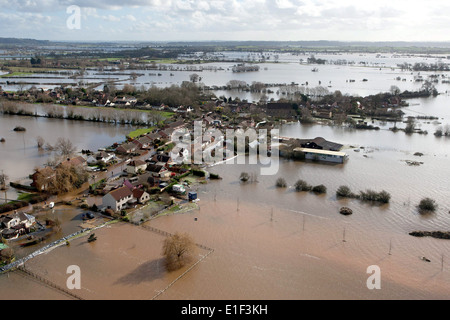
[294,179,312,192]
[162,232,195,271]
[189,73,199,83]
[404,117,416,134]
[418,198,437,212]
[54,138,77,158]
[36,136,45,149]
[276,177,287,188]
[390,85,401,95]
[0,247,14,264]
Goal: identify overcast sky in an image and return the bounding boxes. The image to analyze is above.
[1,0,449,42]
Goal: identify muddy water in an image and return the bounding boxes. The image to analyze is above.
[1,117,450,299]
[0,114,132,201]
[0,172,448,300]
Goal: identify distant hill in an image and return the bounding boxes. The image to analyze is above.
[0,37,51,47]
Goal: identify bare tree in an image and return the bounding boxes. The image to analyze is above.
[162,232,195,271]
[54,138,77,158]
[36,136,45,149]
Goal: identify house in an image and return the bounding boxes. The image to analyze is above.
[132,189,150,204]
[147,164,169,177]
[60,156,87,168]
[126,160,147,174]
[135,136,153,149]
[30,166,56,191]
[0,215,21,230]
[87,151,115,165]
[0,213,34,240]
[145,133,161,142]
[297,137,343,151]
[293,148,348,164]
[167,120,186,130]
[170,146,190,164]
[115,143,137,154]
[15,212,36,228]
[150,154,172,166]
[102,186,134,212]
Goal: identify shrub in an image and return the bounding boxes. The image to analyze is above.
[418,198,437,212]
[336,185,353,198]
[312,184,327,194]
[192,169,206,177]
[377,190,391,203]
[149,187,161,194]
[276,177,287,188]
[294,179,311,192]
[240,172,250,182]
[209,173,221,179]
[359,189,379,202]
[359,189,391,203]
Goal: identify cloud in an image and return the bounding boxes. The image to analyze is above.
[0,0,446,41]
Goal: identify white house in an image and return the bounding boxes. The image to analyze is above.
[102,186,134,212]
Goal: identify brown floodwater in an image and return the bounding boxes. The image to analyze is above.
[0,113,133,202]
[1,94,450,299]
[0,192,448,300]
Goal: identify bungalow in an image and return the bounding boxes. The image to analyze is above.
[145,133,161,142]
[135,136,153,149]
[132,189,150,204]
[126,160,147,174]
[87,151,115,165]
[115,142,137,154]
[102,186,134,212]
[60,156,87,168]
[167,120,186,130]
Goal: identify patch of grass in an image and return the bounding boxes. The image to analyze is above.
[127,127,155,139]
[0,72,33,78]
[16,192,34,202]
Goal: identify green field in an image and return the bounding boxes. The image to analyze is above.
[127,127,156,138]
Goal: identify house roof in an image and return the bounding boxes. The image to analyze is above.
[152,154,171,163]
[147,164,165,173]
[145,133,159,141]
[168,120,185,129]
[296,137,343,151]
[61,156,86,167]
[132,189,147,199]
[108,186,133,201]
[128,160,146,167]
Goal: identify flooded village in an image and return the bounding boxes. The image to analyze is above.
[1,39,450,301]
